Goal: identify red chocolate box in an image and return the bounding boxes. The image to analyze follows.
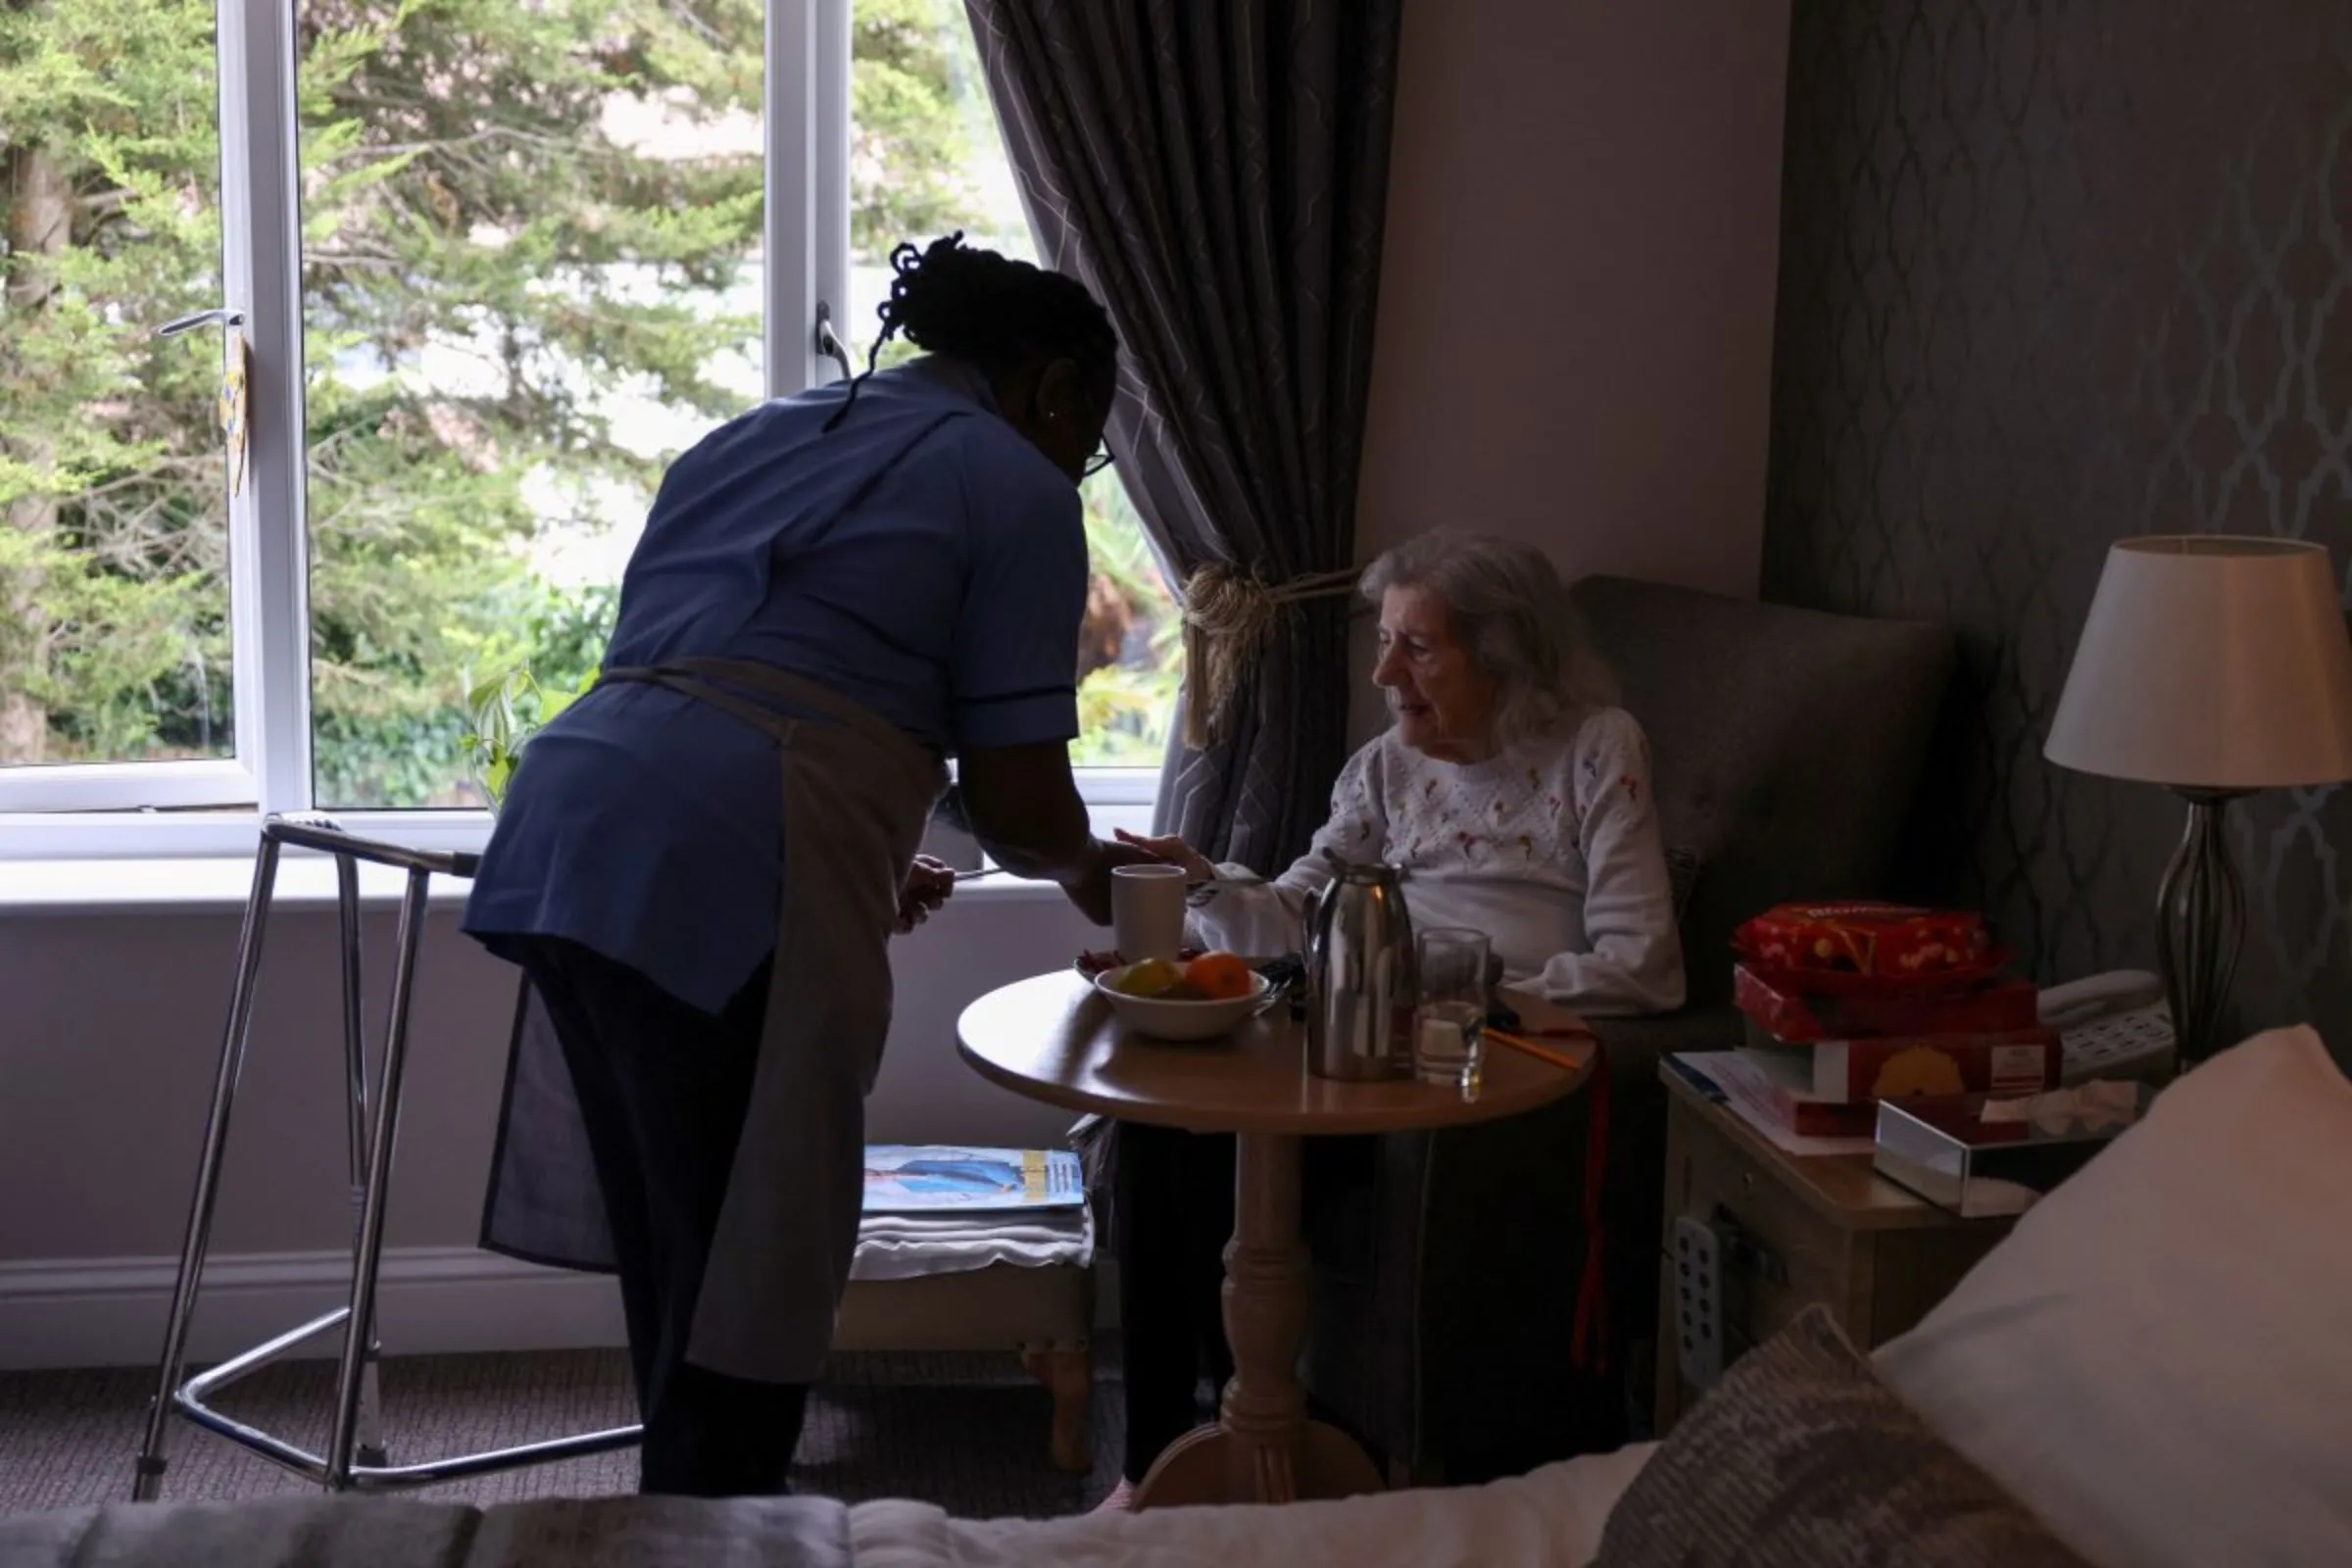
[1735,902,1993,980]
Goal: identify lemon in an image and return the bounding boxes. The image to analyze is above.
[1116,958,1186,998]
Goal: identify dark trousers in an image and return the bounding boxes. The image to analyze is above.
[1112,1125,1238,1484]
[514,937,808,1497]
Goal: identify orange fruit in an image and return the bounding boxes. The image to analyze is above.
[1183,952,1254,1002]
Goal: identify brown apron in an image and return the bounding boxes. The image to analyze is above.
[480,657,947,1384]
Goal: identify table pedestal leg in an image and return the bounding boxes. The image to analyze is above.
[1133,1131,1386,1509]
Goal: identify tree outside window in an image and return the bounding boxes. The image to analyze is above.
[0,0,1177,812]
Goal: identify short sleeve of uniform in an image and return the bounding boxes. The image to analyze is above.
[949,437,1088,753]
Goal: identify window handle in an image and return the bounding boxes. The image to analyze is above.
[157,308,246,340]
[813,300,854,382]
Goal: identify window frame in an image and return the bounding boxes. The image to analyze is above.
[0,0,1157,864]
[0,0,302,821]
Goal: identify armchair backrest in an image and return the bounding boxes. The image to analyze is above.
[1568,576,1957,1005]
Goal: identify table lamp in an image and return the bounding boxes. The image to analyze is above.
[2045,536,2352,1066]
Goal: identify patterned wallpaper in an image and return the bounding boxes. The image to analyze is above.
[1762,0,2352,1057]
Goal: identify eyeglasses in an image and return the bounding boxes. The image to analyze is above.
[1080,446,1115,480]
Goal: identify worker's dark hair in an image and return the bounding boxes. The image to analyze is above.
[822,231,1119,433]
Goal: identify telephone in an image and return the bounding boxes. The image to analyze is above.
[2039,970,2176,1085]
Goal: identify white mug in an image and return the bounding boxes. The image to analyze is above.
[1112,863,1189,963]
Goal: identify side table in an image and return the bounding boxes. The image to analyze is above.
[957,971,1592,1508]
[1653,1060,2015,1433]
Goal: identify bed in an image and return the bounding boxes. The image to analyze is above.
[849,1441,1656,1567]
[7,1023,2347,1566]
[0,1445,1659,1568]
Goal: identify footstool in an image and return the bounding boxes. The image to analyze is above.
[834,1181,1096,1474]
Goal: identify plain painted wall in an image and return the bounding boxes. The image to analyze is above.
[1354,2,1789,703]
[0,888,1096,1268]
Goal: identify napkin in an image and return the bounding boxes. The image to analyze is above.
[1980,1079,2142,1137]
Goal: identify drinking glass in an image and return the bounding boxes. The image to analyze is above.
[1412,928,1491,1088]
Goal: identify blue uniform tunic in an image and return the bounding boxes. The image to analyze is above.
[463,358,1088,1013]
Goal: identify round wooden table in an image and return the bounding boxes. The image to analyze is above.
[956,971,1594,1509]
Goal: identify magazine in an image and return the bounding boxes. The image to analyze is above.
[858,1145,1086,1213]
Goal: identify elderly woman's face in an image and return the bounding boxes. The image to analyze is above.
[1373,586,1499,762]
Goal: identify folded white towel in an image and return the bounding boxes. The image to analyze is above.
[850,1208,1095,1282]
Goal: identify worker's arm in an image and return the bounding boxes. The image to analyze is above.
[955,742,1156,923]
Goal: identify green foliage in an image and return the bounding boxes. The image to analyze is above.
[1075,474,1180,765]
[0,525,223,759]
[854,0,1005,262]
[462,661,597,809]
[0,0,1177,799]
[0,0,232,760]
[330,579,615,806]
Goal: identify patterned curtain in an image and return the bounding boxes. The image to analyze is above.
[964,0,1405,869]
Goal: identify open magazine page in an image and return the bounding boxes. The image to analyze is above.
[859,1145,1085,1213]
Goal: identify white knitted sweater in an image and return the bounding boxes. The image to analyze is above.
[1186,708,1687,1015]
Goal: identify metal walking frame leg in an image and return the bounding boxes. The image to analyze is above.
[129,837,284,1502]
[130,815,643,1501]
[333,852,389,1475]
[324,865,426,1488]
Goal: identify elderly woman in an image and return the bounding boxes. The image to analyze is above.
[1098,529,1685,1509]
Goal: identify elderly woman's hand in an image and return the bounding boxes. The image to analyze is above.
[1113,828,1216,886]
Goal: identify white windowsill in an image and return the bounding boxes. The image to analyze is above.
[0,775,1155,914]
[0,855,468,915]
[0,854,1079,917]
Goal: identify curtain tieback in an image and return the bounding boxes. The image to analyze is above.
[1179,562,1361,750]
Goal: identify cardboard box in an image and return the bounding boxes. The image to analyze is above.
[1741,1036,2061,1138]
[1873,1087,2155,1217]
[1808,1030,2060,1102]
[1737,1047,1875,1138]
[1765,1089,1877,1139]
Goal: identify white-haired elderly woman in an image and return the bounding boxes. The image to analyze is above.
[1095,530,1686,1510]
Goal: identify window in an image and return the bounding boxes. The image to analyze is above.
[0,0,1175,847]
[0,0,245,811]
[835,2,1176,772]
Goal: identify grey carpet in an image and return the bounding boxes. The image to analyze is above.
[0,1348,1125,1521]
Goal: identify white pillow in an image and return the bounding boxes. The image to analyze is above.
[1873,1024,2352,1568]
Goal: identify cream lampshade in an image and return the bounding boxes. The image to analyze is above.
[2045,536,2352,1064]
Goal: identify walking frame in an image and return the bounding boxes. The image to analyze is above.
[129,813,641,1499]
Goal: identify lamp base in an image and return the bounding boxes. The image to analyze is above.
[2155,788,2250,1069]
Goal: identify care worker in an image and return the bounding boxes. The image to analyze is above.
[464,234,1154,1497]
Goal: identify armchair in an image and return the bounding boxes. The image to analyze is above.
[1299,575,1957,1483]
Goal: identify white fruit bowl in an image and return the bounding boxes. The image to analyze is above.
[1093,965,1273,1043]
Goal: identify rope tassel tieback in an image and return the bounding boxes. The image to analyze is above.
[1178,562,1362,750]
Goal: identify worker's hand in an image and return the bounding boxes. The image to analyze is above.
[1062,837,1164,926]
[896,855,958,933]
